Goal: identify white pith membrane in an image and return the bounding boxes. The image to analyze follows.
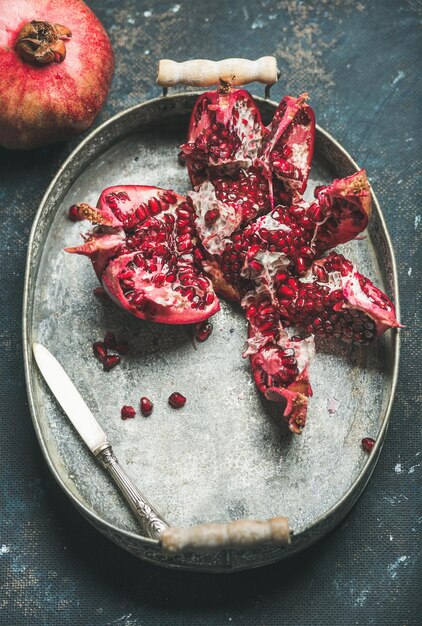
[340,270,399,334]
[290,141,310,172]
[188,181,242,256]
[231,95,264,163]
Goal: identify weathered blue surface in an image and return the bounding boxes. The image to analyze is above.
[0,0,420,624]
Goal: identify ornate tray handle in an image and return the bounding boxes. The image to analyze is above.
[160,517,290,554]
[157,57,279,88]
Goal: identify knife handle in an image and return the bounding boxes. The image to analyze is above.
[95,445,168,539]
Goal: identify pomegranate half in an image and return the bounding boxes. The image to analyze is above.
[66,185,219,324]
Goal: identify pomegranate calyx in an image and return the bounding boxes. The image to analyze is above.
[73,203,116,226]
[219,77,234,94]
[16,21,72,65]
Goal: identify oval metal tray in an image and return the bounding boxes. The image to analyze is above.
[23,93,400,572]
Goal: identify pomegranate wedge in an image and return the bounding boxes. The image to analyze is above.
[181,87,315,197]
[180,87,265,186]
[272,253,402,343]
[259,93,315,195]
[243,293,314,433]
[66,185,219,324]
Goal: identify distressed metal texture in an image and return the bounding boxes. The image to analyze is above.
[23,94,399,572]
[1,0,420,623]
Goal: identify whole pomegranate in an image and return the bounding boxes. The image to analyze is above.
[0,0,114,150]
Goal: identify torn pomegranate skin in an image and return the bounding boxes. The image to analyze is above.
[168,392,186,409]
[361,437,375,451]
[271,252,402,344]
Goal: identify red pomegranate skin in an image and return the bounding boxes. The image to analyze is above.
[0,0,114,150]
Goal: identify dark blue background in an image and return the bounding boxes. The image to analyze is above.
[1,1,420,624]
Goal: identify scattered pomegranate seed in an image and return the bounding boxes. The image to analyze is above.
[103,354,121,371]
[68,204,84,222]
[121,405,136,420]
[140,397,154,417]
[361,437,375,451]
[194,321,213,342]
[168,392,186,409]
[92,341,107,362]
[103,331,117,349]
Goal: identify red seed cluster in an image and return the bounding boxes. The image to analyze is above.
[91,331,127,371]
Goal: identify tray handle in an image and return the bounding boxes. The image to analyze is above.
[157,57,279,88]
[160,516,290,554]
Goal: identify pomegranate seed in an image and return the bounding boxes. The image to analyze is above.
[121,405,136,420]
[93,341,107,362]
[194,321,213,342]
[249,259,263,272]
[204,208,220,225]
[162,190,177,205]
[275,271,288,283]
[103,355,121,371]
[140,397,154,417]
[153,273,166,287]
[148,197,162,215]
[68,204,84,222]
[361,437,375,451]
[103,331,117,349]
[296,257,307,273]
[196,276,210,290]
[279,284,296,297]
[168,392,186,409]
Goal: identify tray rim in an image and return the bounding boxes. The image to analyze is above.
[22,92,401,561]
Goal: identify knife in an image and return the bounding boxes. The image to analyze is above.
[32,343,168,539]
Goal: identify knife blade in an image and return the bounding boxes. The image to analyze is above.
[33,343,108,453]
[32,342,168,539]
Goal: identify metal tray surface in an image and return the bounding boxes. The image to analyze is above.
[23,94,400,572]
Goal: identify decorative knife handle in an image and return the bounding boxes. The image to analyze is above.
[94,445,168,539]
